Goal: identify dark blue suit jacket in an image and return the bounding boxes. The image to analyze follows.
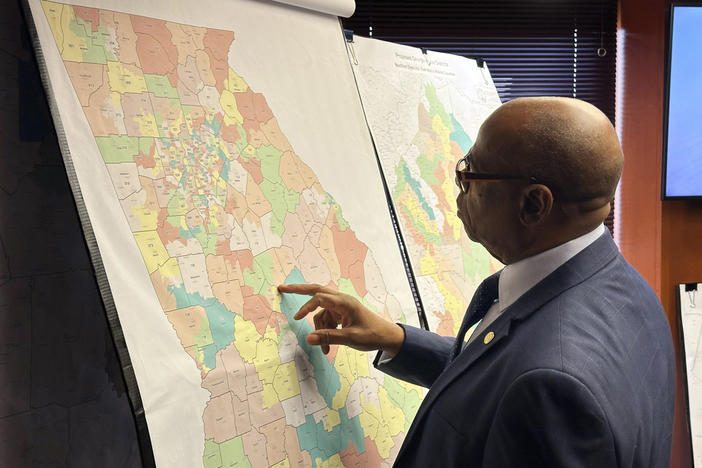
[376,233,675,467]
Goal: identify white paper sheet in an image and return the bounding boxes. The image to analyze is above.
[350,36,503,335]
[680,283,702,467]
[25,0,419,465]
[268,0,355,17]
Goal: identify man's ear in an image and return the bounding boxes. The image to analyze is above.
[519,184,554,226]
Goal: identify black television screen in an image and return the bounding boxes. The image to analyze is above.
[662,4,702,199]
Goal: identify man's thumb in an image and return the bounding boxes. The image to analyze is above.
[307,328,349,347]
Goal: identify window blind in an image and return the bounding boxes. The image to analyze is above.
[343,0,618,234]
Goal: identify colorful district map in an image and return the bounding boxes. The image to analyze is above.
[37,2,421,466]
[351,37,503,336]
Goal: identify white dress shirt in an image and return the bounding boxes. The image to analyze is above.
[465,224,606,345]
[378,224,607,364]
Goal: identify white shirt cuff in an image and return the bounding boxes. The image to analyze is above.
[376,350,396,365]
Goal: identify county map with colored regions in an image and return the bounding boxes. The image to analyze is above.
[393,83,499,336]
[352,54,502,336]
[40,2,421,466]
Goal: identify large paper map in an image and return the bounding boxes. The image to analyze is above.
[28,1,421,466]
[350,37,503,336]
[679,283,702,467]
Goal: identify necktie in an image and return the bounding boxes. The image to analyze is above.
[451,273,500,360]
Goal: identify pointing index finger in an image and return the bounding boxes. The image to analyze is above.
[293,293,340,320]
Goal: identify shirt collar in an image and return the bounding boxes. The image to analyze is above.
[498,224,606,312]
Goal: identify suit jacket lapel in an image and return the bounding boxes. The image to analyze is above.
[396,232,619,460]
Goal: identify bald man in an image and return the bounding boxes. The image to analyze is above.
[279,97,675,467]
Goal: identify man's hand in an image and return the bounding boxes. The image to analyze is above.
[277,283,405,356]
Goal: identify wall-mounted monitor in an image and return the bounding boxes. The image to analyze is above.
[662,4,702,199]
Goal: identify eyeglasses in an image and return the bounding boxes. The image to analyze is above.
[455,153,537,193]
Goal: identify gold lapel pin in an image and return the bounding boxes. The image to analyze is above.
[484,331,495,345]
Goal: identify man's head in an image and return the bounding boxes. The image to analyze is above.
[456,97,623,264]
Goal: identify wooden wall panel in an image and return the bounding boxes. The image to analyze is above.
[619,0,702,466]
[618,0,664,295]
